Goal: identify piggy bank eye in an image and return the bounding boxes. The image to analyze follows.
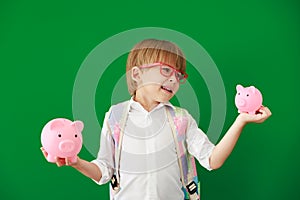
[75,134,78,138]
[58,134,62,137]
[246,94,249,97]
[238,93,240,95]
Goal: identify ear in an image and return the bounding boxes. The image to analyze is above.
[71,120,84,132]
[236,84,243,92]
[249,86,256,94]
[50,119,65,131]
[131,66,142,82]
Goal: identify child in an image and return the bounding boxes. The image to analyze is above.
[41,39,272,200]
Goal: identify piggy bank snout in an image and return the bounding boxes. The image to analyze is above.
[59,140,75,153]
[235,98,246,107]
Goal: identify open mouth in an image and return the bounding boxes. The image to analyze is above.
[161,85,173,94]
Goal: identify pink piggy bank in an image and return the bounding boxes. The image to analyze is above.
[235,84,263,114]
[41,118,84,163]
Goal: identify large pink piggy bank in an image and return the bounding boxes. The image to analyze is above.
[41,118,84,163]
[235,84,263,114]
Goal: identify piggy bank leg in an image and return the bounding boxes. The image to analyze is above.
[47,154,57,163]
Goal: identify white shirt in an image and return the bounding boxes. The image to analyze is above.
[91,98,215,200]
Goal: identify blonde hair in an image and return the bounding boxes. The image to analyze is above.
[126,39,186,95]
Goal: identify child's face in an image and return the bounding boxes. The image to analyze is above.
[134,64,182,103]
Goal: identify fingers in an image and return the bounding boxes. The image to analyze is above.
[55,157,66,167]
[237,106,272,124]
[258,106,272,119]
[263,107,272,116]
[65,157,71,166]
[252,106,271,123]
[65,157,78,166]
[40,147,48,158]
[259,109,267,119]
[40,147,72,167]
[56,157,75,167]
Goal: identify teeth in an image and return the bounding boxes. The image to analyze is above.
[161,86,172,93]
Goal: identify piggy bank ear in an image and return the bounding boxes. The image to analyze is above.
[249,86,256,94]
[236,84,243,92]
[71,121,84,132]
[50,119,65,131]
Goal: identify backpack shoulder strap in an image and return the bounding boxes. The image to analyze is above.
[166,106,200,200]
[107,100,130,194]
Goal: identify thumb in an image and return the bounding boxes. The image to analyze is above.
[65,157,77,166]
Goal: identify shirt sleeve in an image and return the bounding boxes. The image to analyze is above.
[91,108,115,185]
[185,111,215,171]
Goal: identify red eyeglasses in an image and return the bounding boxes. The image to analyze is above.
[138,62,188,84]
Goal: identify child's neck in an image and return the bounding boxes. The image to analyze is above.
[134,93,159,112]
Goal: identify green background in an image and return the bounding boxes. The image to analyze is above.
[1,0,299,199]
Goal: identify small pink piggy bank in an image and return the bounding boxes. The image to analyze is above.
[41,118,84,163]
[235,84,263,114]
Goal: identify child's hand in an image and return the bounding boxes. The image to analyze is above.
[237,106,272,124]
[40,147,78,167]
[54,156,78,167]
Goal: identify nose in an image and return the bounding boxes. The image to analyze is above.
[236,99,246,107]
[59,140,75,153]
[168,71,178,83]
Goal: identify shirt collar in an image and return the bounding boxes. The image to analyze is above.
[129,96,175,113]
